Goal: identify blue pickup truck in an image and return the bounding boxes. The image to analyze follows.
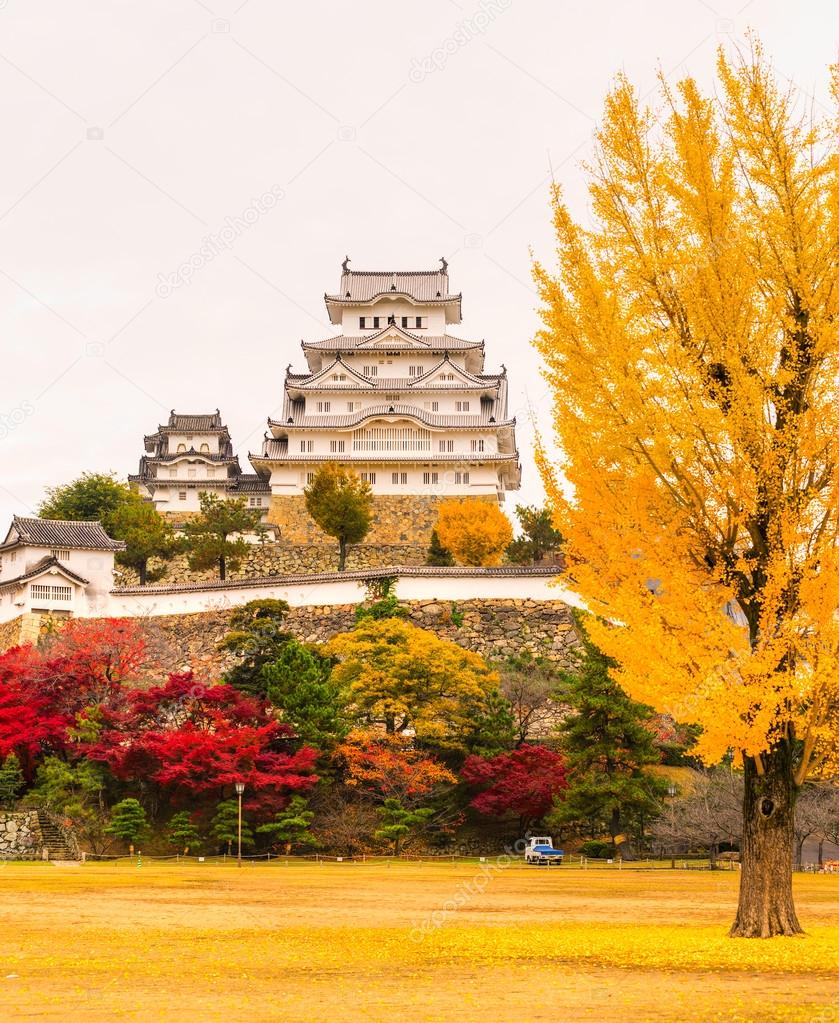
[524,836,564,865]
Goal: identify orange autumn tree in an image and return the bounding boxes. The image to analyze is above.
[337,729,456,807]
[534,41,839,938]
[435,498,513,566]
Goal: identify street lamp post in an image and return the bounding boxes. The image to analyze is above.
[235,781,245,868]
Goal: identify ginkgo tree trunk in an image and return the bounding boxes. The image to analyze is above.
[534,39,839,937]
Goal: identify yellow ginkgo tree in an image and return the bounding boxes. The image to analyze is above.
[535,40,839,937]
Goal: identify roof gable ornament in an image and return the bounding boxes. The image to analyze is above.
[342,255,350,273]
[440,256,448,273]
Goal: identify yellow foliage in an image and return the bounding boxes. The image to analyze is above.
[326,617,500,747]
[534,40,839,780]
[435,498,513,566]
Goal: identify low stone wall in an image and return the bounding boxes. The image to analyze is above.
[267,493,498,545]
[0,811,41,860]
[117,541,429,587]
[134,597,580,680]
[0,614,52,652]
[0,617,23,652]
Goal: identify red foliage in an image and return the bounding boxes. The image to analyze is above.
[0,681,69,778]
[461,744,568,823]
[0,620,145,777]
[88,672,318,813]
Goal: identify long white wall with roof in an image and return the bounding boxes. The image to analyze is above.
[107,568,581,618]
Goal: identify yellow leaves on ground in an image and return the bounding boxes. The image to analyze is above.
[0,862,838,1023]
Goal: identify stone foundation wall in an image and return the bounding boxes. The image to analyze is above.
[0,614,43,652]
[117,541,429,587]
[134,598,580,680]
[267,493,498,545]
[0,617,23,652]
[0,811,41,860]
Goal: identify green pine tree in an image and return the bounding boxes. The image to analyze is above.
[374,798,434,855]
[260,640,349,751]
[181,493,263,581]
[0,753,25,810]
[506,504,564,564]
[549,613,668,853]
[219,599,293,698]
[166,811,202,855]
[210,799,254,856]
[257,796,317,853]
[426,529,454,566]
[105,799,149,848]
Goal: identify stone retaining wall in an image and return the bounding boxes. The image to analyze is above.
[134,597,580,680]
[267,493,498,545]
[118,541,429,587]
[0,811,41,860]
[0,617,23,652]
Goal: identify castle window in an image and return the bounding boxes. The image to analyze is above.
[391,472,408,485]
[408,365,422,377]
[346,402,357,412]
[316,401,331,412]
[423,471,439,485]
[415,317,426,329]
[471,439,485,452]
[424,401,439,412]
[206,468,215,478]
[359,317,380,329]
[300,440,314,452]
[176,443,186,453]
[360,472,377,484]
[353,427,430,452]
[455,472,471,485]
[249,497,262,507]
[456,400,470,412]
[199,443,210,453]
[330,440,346,453]
[188,467,197,479]
[178,491,187,501]
[50,548,70,562]
[439,440,454,453]
[363,365,378,377]
[306,472,315,484]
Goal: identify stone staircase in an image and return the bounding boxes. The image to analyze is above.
[36,812,78,860]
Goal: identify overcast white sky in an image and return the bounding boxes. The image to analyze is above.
[0,0,836,527]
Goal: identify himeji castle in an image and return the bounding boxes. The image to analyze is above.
[129,259,521,544]
[248,259,521,542]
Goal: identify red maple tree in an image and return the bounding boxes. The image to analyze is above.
[461,744,568,829]
[88,672,318,814]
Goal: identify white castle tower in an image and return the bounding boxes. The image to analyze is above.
[250,259,520,542]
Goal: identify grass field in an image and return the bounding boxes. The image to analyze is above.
[1,859,838,1022]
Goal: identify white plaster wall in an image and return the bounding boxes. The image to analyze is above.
[107,571,581,618]
[267,460,501,495]
[339,301,448,336]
